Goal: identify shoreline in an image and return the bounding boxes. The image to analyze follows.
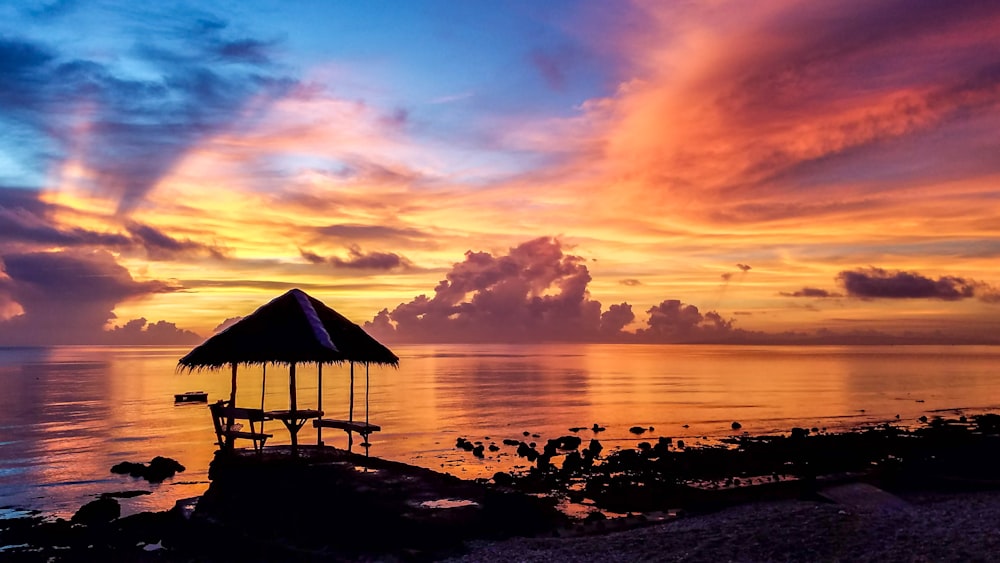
[3,414,1000,560]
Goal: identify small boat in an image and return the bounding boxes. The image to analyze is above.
[174,391,208,403]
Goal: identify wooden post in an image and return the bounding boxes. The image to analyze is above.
[289,362,298,455]
[260,365,267,411]
[229,362,238,406]
[316,364,323,446]
[348,362,355,452]
[226,362,237,449]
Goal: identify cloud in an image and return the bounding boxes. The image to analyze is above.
[619,278,642,286]
[212,316,243,333]
[103,317,202,345]
[125,221,224,260]
[780,287,842,298]
[634,299,737,343]
[836,267,991,301]
[364,237,622,343]
[736,264,752,272]
[0,249,183,344]
[300,245,412,271]
[1,21,294,213]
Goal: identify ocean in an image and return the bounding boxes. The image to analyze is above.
[1,344,998,519]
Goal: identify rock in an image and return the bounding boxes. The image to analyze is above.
[472,445,485,458]
[584,511,607,522]
[492,471,514,486]
[551,436,582,450]
[488,444,500,452]
[110,461,147,477]
[587,439,603,457]
[72,497,120,526]
[569,427,585,433]
[523,431,531,436]
[629,426,647,435]
[918,415,928,423]
[110,457,185,483]
[516,442,539,461]
[731,421,742,430]
[502,439,520,446]
[790,427,809,439]
[637,442,651,452]
[146,457,186,483]
[591,423,605,432]
[562,451,583,473]
[677,440,685,449]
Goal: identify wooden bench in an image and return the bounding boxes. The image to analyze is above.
[312,418,381,436]
[209,401,273,453]
[313,418,381,452]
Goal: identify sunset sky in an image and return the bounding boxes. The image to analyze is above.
[2,0,1000,345]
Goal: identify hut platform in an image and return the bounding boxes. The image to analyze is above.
[193,445,566,559]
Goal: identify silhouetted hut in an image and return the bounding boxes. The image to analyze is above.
[178,288,398,455]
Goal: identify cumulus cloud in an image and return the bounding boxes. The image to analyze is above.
[634,300,737,343]
[0,249,188,344]
[103,317,201,345]
[836,267,993,301]
[364,237,630,343]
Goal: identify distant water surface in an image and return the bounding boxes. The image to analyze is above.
[1,344,998,518]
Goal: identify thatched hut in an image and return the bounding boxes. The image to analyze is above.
[179,288,398,455]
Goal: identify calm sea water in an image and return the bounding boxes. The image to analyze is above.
[1,344,998,518]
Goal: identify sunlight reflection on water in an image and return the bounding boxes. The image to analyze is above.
[1,343,999,518]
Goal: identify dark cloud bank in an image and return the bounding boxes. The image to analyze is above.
[364,238,1000,346]
[0,250,200,346]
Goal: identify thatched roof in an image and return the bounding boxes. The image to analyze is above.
[178,288,399,370]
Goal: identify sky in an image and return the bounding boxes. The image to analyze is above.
[2,0,1000,346]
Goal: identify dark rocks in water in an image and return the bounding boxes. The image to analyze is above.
[562,451,584,473]
[72,497,120,525]
[918,415,929,423]
[637,442,652,452]
[652,437,672,457]
[790,427,810,440]
[811,427,820,433]
[586,439,603,457]
[516,442,539,462]
[731,421,742,430]
[682,424,690,428]
[502,439,520,446]
[569,427,586,433]
[100,490,152,499]
[549,435,582,450]
[677,440,685,449]
[974,413,1000,433]
[523,431,531,436]
[148,457,186,482]
[110,457,185,483]
[492,471,514,486]
[532,433,541,438]
[592,423,606,432]
[472,445,485,458]
[629,426,647,435]
[456,438,475,451]
[488,443,500,452]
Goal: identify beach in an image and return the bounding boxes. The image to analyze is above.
[453,488,1000,562]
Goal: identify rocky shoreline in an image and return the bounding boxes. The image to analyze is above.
[2,414,999,561]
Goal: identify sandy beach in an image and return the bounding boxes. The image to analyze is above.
[451,489,1000,562]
